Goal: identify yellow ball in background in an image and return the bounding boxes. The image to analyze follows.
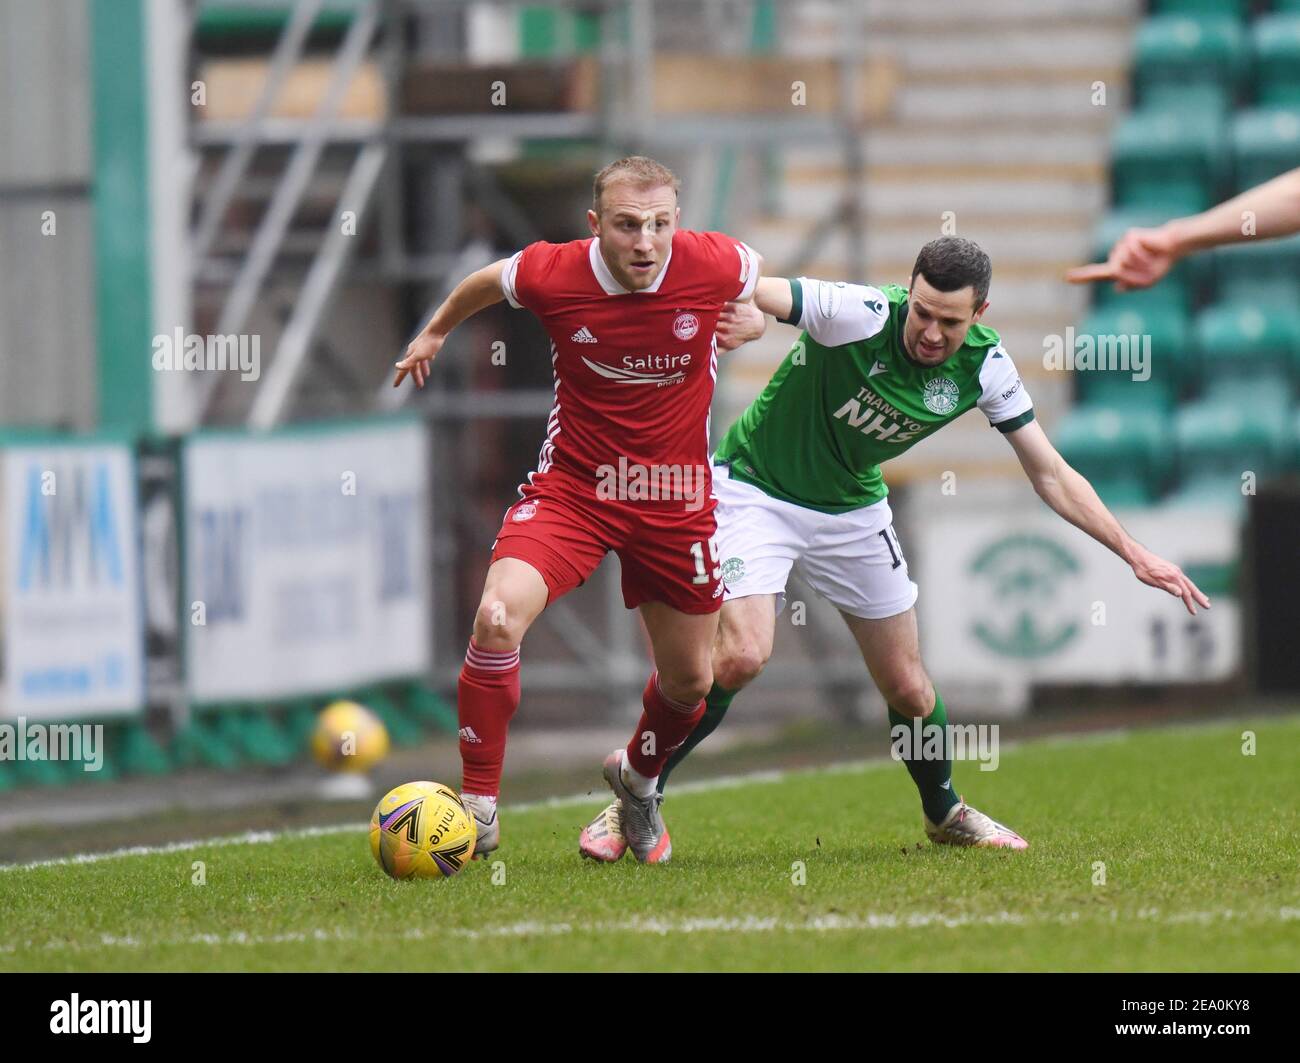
[311,700,390,773]
[369,781,477,879]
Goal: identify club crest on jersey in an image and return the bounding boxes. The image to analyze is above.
[512,502,538,522]
[922,377,960,415]
[672,312,700,341]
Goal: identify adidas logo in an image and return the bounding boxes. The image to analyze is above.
[458,726,482,744]
[571,326,598,343]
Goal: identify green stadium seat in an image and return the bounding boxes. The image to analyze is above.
[172,712,243,770]
[1093,477,1160,508]
[230,710,296,766]
[1055,404,1173,500]
[355,687,422,746]
[119,722,173,776]
[12,754,73,787]
[1159,472,1251,513]
[283,699,320,752]
[1089,210,1197,312]
[1231,107,1300,191]
[406,683,459,733]
[1134,17,1248,112]
[1212,232,1300,305]
[1193,300,1300,392]
[1153,0,1249,19]
[1200,375,1295,408]
[1252,16,1300,107]
[1111,109,1226,214]
[195,0,359,47]
[1072,304,1192,404]
[1174,388,1291,481]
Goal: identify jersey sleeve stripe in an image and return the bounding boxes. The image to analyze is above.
[993,409,1035,434]
[735,242,761,301]
[501,250,524,309]
[778,277,803,327]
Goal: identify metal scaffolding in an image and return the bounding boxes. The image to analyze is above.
[182,0,874,720]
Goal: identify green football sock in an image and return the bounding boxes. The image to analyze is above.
[888,688,959,824]
[656,682,738,794]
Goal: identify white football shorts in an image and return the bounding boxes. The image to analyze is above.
[712,463,919,620]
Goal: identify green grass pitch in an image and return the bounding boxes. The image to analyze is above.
[2,716,1297,972]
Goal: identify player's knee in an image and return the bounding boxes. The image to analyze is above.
[883,674,933,718]
[472,592,530,650]
[713,643,769,691]
[658,665,713,707]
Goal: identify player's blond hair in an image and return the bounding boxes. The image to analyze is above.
[592,156,681,215]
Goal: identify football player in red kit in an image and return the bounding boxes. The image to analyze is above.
[393,156,761,863]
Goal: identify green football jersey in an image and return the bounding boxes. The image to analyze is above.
[714,280,1035,513]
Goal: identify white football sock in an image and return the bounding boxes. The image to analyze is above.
[619,749,658,799]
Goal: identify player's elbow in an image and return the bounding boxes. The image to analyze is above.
[1029,468,1063,507]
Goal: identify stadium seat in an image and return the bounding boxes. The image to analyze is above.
[1110,109,1226,214]
[1200,375,1295,408]
[355,687,423,746]
[1173,387,1292,482]
[1071,304,1192,404]
[118,722,173,777]
[1055,404,1172,501]
[1252,16,1300,108]
[1134,17,1248,113]
[1193,301,1300,393]
[1159,472,1251,513]
[172,713,244,770]
[1231,107,1300,192]
[195,0,359,47]
[1212,232,1300,305]
[1152,0,1249,19]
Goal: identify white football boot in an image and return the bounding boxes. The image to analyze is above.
[601,751,671,863]
[925,799,1029,850]
[460,793,500,858]
[579,801,629,862]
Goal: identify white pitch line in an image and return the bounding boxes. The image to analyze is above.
[0,716,1287,874]
[0,759,894,873]
[2,907,1297,956]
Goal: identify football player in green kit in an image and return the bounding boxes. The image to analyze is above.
[579,236,1210,861]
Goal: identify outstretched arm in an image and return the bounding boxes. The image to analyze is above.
[393,258,510,388]
[1066,166,1300,291]
[1005,420,1210,615]
[715,275,783,351]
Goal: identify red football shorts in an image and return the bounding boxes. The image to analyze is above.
[489,470,722,614]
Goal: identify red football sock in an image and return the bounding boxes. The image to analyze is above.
[625,672,705,779]
[458,639,521,799]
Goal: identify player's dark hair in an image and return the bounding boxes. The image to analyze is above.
[910,237,991,309]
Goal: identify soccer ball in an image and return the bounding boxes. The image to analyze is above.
[311,700,390,773]
[369,781,477,879]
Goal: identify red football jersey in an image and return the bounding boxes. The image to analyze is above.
[501,229,759,505]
